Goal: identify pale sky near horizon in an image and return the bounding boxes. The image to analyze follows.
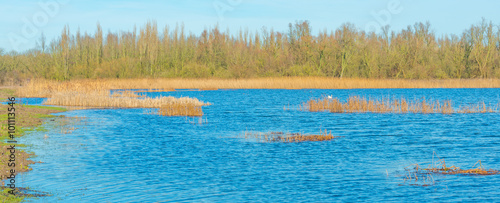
[1,0,499,52]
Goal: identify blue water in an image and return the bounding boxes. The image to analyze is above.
[17,89,500,202]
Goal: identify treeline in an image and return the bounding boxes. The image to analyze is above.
[1,19,500,83]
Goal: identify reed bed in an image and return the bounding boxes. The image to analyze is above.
[43,91,208,108]
[111,90,145,98]
[16,78,500,98]
[158,103,204,117]
[132,89,175,93]
[244,130,339,143]
[304,96,498,114]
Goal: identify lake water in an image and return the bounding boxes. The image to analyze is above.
[17,88,500,202]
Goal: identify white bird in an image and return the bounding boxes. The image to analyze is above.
[327,95,333,99]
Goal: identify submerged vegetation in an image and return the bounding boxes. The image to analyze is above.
[244,130,340,143]
[2,19,500,84]
[304,96,499,114]
[401,153,500,186]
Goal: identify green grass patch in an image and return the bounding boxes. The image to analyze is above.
[0,188,24,203]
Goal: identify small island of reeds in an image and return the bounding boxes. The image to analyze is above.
[304,96,500,114]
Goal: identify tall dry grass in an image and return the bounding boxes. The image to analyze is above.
[158,103,204,116]
[43,91,208,108]
[305,96,498,114]
[16,78,500,98]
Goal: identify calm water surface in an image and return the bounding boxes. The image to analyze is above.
[17,88,500,202]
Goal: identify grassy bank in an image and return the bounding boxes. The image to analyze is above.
[15,78,500,98]
[0,89,66,202]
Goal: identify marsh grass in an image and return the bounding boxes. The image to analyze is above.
[132,89,175,93]
[199,88,219,91]
[16,78,500,98]
[244,129,339,143]
[43,91,208,109]
[111,90,145,98]
[305,96,499,114]
[158,103,204,117]
[18,79,209,110]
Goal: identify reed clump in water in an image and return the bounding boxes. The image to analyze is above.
[244,130,339,143]
[43,91,208,109]
[305,96,498,114]
[158,103,204,117]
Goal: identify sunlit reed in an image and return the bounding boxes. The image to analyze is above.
[16,78,500,98]
[304,96,498,114]
[158,103,204,117]
[43,91,208,108]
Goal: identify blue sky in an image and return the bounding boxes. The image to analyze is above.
[1,0,499,52]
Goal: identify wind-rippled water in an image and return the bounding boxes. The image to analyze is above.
[17,88,500,202]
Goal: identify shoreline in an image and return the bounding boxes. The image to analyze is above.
[11,78,500,98]
[1,89,67,202]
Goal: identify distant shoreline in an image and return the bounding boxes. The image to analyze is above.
[10,78,500,97]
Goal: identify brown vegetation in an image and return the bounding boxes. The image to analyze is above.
[158,103,204,117]
[400,153,500,186]
[43,91,207,108]
[15,78,500,98]
[423,153,500,175]
[14,80,209,108]
[304,96,499,114]
[244,130,339,143]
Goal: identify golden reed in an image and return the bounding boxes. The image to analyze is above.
[305,96,499,114]
[16,78,500,98]
[158,103,204,117]
[43,91,208,109]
